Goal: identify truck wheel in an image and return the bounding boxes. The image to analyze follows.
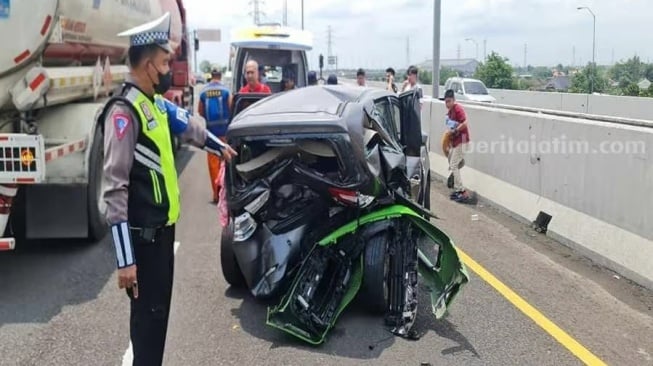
[220,218,246,287]
[360,232,390,315]
[87,125,108,241]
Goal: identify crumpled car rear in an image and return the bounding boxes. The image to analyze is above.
[222,85,469,344]
[266,205,469,345]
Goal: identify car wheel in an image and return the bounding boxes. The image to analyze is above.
[360,232,390,315]
[220,218,246,287]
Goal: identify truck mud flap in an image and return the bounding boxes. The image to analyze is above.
[266,204,470,345]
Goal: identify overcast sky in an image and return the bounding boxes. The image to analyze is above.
[184,0,652,71]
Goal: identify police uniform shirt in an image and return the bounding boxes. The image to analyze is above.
[103,78,208,226]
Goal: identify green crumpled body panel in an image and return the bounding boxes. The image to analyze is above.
[266,204,470,344]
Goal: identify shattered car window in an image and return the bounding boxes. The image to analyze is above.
[372,98,400,143]
[232,137,347,186]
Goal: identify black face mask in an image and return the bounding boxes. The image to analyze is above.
[148,62,172,95]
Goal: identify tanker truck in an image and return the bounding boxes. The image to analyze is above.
[0,0,196,250]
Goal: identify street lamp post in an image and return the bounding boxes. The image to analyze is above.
[301,0,304,30]
[432,0,441,98]
[577,6,596,94]
[465,38,479,61]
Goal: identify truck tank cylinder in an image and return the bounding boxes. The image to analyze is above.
[0,0,182,75]
[0,0,183,111]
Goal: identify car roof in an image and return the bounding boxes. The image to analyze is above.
[229,85,392,135]
[448,77,485,83]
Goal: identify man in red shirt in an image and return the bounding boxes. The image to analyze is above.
[239,60,272,94]
[444,89,471,202]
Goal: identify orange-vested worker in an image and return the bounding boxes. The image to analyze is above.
[198,69,233,203]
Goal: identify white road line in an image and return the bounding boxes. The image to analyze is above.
[121,342,133,366]
[120,241,181,365]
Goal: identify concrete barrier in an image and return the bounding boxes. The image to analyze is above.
[344,78,653,121]
[423,98,653,289]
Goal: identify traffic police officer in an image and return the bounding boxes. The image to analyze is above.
[101,12,236,365]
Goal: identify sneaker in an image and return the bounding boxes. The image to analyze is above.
[453,191,470,203]
[450,190,464,200]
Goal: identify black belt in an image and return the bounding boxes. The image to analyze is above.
[130,225,173,242]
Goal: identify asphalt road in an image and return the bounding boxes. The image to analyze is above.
[1,147,652,366]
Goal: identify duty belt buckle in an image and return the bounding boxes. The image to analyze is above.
[142,228,157,243]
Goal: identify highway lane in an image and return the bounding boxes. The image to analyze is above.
[1,147,652,365]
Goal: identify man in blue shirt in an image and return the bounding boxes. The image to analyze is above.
[198,69,233,203]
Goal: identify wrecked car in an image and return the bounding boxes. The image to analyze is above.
[219,85,469,344]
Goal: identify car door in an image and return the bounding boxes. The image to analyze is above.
[397,88,423,156]
[397,87,431,209]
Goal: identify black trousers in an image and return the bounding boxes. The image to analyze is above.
[127,225,175,366]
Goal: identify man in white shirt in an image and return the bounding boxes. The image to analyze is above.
[401,65,421,92]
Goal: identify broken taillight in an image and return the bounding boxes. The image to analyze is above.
[234,212,257,242]
[327,187,374,208]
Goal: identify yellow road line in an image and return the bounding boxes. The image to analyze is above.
[457,249,608,366]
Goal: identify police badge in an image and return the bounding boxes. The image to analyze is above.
[140,101,154,121]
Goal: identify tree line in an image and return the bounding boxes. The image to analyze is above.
[417,52,653,97]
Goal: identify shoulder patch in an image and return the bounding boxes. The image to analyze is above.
[112,113,131,140]
[176,108,189,124]
[140,101,153,121]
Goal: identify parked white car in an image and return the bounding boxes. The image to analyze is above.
[444,77,496,103]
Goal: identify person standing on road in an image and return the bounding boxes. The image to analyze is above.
[327,74,338,85]
[308,71,318,86]
[385,67,398,93]
[198,69,233,204]
[101,13,237,366]
[444,89,471,202]
[401,65,421,92]
[239,60,272,94]
[281,70,296,91]
[356,68,367,87]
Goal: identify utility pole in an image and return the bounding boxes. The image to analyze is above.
[327,25,333,70]
[301,0,304,30]
[577,6,596,94]
[523,43,527,69]
[432,0,441,98]
[249,0,265,25]
[483,38,487,61]
[282,0,287,26]
[406,36,410,66]
[465,38,478,61]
